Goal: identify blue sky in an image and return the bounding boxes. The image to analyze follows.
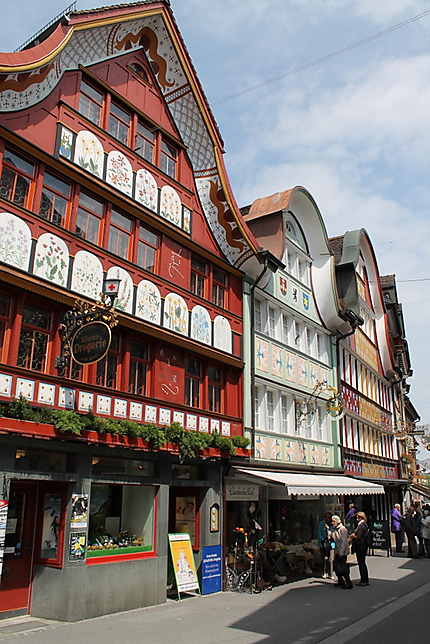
[2,0,430,425]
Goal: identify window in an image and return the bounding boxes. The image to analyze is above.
[255,386,262,429]
[76,191,103,243]
[108,209,133,259]
[96,333,120,389]
[294,321,303,350]
[108,102,131,146]
[87,483,155,560]
[255,300,263,333]
[266,390,275,431]
[282,313,289,345]
[190,255,207,298]
[62,354,82,382]
[185,358,202,407]
[212,268,227,308]
[79,80,103,126]
[136,225,159,273]
[128,341,149,396]
[0,149,35,208]
[268,307,276,338]
[39,172,71,226]
[317,406,327,441]
[208,366,223,413]
[298,257,309,286]
[17,306,50,371]
[128,62,150,83]
[160,139,177,178]
[0,294,10,354]
[281,394,290,434]
[135,121,156,163]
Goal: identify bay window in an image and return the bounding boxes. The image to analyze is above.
[79,80,103,126]
[39,172,71,227]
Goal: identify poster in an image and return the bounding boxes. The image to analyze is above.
[71,494,89,529]
[175,497,196,545]
[40,493,62,560]
[69,532,87,561]
[168,533,199,593]
[0,500,8,578]
[201,545,222,595]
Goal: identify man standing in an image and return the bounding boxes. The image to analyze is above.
[331,515,352,589]
[391,504,404,553]
[351,512,370,586]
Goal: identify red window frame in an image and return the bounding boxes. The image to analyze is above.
[108,209,133,260]
[96,332,120,389]
[0,293,11,359]
[136,224,159,273]
[190,255,207,299]
[208,365,224,413]
[212,267,227,308]
[159,139,177,179]
[75,190,104,244]
[185,357,203,408]
[36,482,67,569]
[17,305,51,372]
[128,340,150,396]
[0,148,35,209]
[134,120,156,163]
[108,101,131,146]
[79,79,104,127]
[39,171,71,227]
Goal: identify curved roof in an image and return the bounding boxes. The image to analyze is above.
[0,1,260,267]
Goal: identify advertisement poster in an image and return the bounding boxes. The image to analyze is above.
[168,533,199,593]
[0,500,8,578]
[71,494,89,529]
[69,532,87,561]
[40,493,62,560]
[175,497,196,545]
[201,545,222,595]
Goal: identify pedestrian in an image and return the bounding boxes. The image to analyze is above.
[345,503,358,534]
[319,512,333,579]
[350,511,370,586]
[391,503,404,553]
[413,501,425,557]
[421,505,430,558]
[331,515,353,589]
[402,506,418,558]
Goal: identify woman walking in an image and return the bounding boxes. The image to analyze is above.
[351,511,370,586]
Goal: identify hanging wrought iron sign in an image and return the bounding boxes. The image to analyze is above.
[71,321,112,365]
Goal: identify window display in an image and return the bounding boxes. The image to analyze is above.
[87,484,155,558]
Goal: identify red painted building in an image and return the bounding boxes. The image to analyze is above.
[0,2,260,620]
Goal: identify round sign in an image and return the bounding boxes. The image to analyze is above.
[71,321,112,365]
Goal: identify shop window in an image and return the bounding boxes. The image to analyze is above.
[96,333,120,389]
[79,80,104,126]
[208,365,223,413]
[15,449,71,473]
[159,139,177,179]
[185,357,202,408]
[0,148,35,209]
[108,101,131,146]
[190,255,207,298]
[87,483,155,560]
[76,191,104,243]
[108,209,133,260]
[39,171,71,227]
[212,268,227,308]
[38,485,66,567]
[136,224,159,273]
[128,341,150,396]
[135,120,156,163]
[128,62,150,83]
[0,294,10,354]
[17,306,51,371]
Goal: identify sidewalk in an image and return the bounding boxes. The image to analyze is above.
[0,554,428,643]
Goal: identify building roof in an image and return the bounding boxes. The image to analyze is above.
[243,189,293,222]
[380,274,395,288]
[71,1,164,15]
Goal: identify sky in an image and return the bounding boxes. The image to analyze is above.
[2,0,430,427]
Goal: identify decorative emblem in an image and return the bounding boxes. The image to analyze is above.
[302,293,310,311]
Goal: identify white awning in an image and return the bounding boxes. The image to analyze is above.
[234,468,385,496]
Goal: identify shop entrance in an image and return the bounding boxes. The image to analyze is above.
[0,481,37,615]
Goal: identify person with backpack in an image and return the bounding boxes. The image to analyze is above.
[350,511,370,586]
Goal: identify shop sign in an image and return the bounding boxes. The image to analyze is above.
[0,500,8,578]
[370,520,390,555]
[225,482,259,501]
[70,494,89,529]
[69,532,87,561]
[168,533,199,594]
[201,545,222,595]
[71,321,111,365]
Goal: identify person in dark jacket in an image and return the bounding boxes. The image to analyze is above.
[319,512,333,579]
[345,503,358,534]
[402,507,418,558]
[413,501,425,557]
[391,504,404,553]
[350,511,370,586]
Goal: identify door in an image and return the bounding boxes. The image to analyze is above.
[0,481,37,614]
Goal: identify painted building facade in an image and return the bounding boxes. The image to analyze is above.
[0,1,261,621]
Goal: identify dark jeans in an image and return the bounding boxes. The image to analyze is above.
[356,550,369,584]
[418,536,425,557]
[334,554,351,587]
[394,530,404,552]
[406,534,418,558]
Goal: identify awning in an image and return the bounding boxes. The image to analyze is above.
[410,484,430,501]
[234,468,385,496]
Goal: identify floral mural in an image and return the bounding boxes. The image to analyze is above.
[160,185,181,227]
[106,150,133,196]
[163,292,188,336]
[74,131,104,178]
[71,250,103,300]
[135,169,158,211]
[106,266,134,314]
[190,305,211,345]
[0,212,32,271]
[213,315,232,353]
[136,279,161,325]
[34,233,69,287]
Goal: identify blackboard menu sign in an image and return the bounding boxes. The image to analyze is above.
[370,520,390,555]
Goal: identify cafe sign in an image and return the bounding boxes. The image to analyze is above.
[71,321,112,365]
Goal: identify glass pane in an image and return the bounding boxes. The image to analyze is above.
[22,307,50,329]
[40,493,62,560]
[137,122,155,141]
[79,95,101,126]
[139,225,158,247]
[0,167,14,200]
[81,80,103,104]
[13,174,30,207]
[110,102,130,124]
[76,209,99,243]
[161,140,177,157]
[44,172,70,198]
[137,243,155,272]
[111,210,132,232]
[79,191,104,216]
[108,227,129,259]
[3,150,34,177]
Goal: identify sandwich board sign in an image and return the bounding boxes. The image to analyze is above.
[168,533,199,598]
